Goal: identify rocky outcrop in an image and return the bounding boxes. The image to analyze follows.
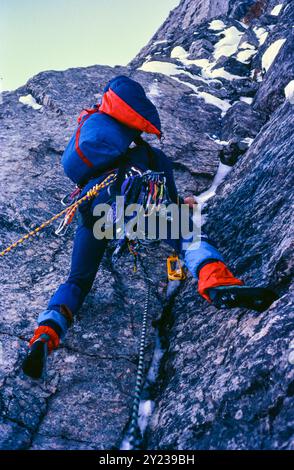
[147,94,294,451]
[0,0,293,450]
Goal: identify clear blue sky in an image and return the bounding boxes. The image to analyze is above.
[0,0,179,91]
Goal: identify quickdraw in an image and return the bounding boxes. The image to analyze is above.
[60,186,82,207]
[0,173,117,257]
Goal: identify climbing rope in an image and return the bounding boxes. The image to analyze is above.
[0,173,117,257]
[127,278,151,448]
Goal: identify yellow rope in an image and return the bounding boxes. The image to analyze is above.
[0,173,117,258]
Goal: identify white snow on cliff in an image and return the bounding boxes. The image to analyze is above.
[237,45,257,63]
[171,76,231,115]
[213,26,243,60]
[262,38,286,71]
[240,96,253,104]
[209,19,226,31]
[285,80,294,104]
[139,60,181,76]
[253,26,269,46]
[170,45,188,60]
[271,4,283,16]
[170,45,244,80]
[195,162,233,204]
[140,59,232,115]
[19,94,42,110]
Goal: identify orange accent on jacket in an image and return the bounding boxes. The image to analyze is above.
[100,89,161,137]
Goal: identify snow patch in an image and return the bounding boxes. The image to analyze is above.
[240,42,256,50]
[240,96,253,104]
[138,400,155,435]
[262,38,286,72]
[183,58,243,80]
[195,162,232,204]
[241,137,254,146]
[285,80,294,104]
[253,27,268,46]
[271,4,283,16]
[153,39,168,46]
[197,90,231,114]
[139,60,182,76]
[120,332,166,450]
[213,26,243,60]
[146,335,165,384]
[172,76,231,115]
[141,48,244,83]
[209,19,226,31]
[170,46,188,60]
[237,48,257,63]
[19,94,42,110]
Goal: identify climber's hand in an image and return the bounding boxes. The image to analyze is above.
[184,196,197,208]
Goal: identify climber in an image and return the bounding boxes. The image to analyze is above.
[22,76,277,379]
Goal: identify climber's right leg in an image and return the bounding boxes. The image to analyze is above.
[23,223,108,378]
[183,235,277,312]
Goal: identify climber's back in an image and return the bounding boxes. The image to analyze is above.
[61,75,162,187]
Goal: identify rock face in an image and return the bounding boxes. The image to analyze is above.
[0,0,293,450]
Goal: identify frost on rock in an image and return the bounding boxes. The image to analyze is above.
[270,4,283,16]
[284,80,294,104]
[262,38,286,72]
[19,94,42,110]
[209,19,226,31]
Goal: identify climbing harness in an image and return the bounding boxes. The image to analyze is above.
[0,173,117,257]
[167,252,187,281]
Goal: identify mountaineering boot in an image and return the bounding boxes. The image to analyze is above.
[197,260,278,311]
[22,326,60,379]
[208,285,278,313]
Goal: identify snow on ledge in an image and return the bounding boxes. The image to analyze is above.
[213,26,243,60]
[262,38,286,72]
[253,27,269,46]
[170,46,188,60]
[19,94,42,110]
[240,96,253,104]
[285,80,294,104]
[270,4,283,16]
[209,20,226,31]
[139,60,181,76]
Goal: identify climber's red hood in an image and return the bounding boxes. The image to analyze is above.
[99,75,162,138]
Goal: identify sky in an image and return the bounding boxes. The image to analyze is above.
[0,0,179,91]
